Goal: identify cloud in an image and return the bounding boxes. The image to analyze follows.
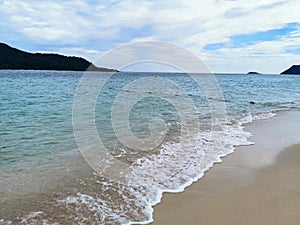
[203,22,299,50]
[93,41,210,73]
[0,0,92,42]
[0,0,300,73]
[258,0,287,9]
[201,31,300,73]
[223,7,248,19]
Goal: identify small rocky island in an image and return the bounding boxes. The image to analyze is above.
[0,43,116,72]
[281,65,300,74]
[247,71,260,74]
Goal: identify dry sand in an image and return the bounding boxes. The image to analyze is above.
[152,111,300,225]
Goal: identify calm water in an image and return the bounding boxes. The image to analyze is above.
[1,70,300,224]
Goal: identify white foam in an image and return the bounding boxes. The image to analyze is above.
[58,111,277,225]
[124,111,276,224]
[18,211,59,225]
[239,111,276,124]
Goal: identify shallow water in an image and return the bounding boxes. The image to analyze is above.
[0,71,300,224]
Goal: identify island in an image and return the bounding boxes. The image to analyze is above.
[247,71,260,74]
[281,65,300,75]
[0,43,117,72]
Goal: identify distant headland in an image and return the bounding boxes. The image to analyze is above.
[0,43,117,72]
[281,65,300,75]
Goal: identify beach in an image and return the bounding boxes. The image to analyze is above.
[1,0,300,223]
[1,71,300,224]
[152,111,300,225]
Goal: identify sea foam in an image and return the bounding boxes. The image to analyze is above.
[59,111,276,225]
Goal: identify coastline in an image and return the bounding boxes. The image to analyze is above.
[152,110,300,225]
[1,110,299,224]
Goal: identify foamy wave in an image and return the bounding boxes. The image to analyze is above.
[239,111,276,124]
[125,121,254,224]
[58,111,277,225]
[18,211,59,225]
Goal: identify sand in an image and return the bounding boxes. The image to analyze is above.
[1,111,299,224]
[152,111,300,225]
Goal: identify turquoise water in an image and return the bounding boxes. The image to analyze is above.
[0,71,79,166]
[1,71,299,166]
[1,70,300,224]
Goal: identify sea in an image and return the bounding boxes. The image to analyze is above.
[1,70,300,224]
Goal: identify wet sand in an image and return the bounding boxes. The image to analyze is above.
[152,111,300,225]
[1,111,300,224]
[0,151,99,224]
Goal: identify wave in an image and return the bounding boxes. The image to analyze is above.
[57,111,276,225]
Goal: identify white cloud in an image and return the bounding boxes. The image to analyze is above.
[0,0,300,72]
[0,0,94,42]
[200,35,300,73]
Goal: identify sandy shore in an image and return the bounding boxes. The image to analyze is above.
[152,111,300,225]
[1,111,299,224]
[0,151,99,224]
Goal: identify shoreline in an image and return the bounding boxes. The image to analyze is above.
[151,110,300,225]
[1,110,299,224]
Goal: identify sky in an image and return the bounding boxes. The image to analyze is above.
[0,0,300,73]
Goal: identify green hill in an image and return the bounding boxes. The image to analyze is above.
[0,43,116,72]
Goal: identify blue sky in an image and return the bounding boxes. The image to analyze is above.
[0,0,300,73]
[204,22,299,50]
